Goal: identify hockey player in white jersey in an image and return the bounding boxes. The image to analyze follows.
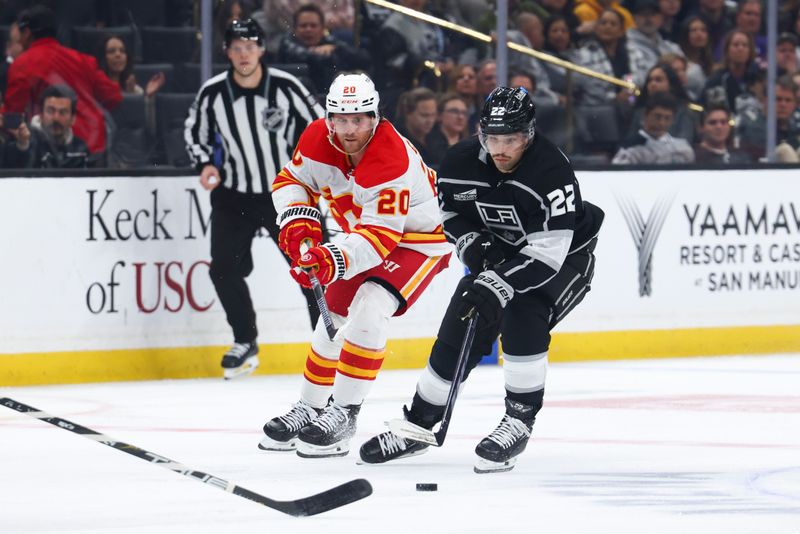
[258,73,452,457]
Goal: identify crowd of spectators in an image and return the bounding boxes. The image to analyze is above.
[2,0,800,170]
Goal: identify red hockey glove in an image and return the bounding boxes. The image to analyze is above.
[277,205,323,261]
[290,243,348,288]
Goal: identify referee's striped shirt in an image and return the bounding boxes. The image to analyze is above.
[184,66,323,195]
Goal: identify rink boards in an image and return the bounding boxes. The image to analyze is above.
[1,168,798,385]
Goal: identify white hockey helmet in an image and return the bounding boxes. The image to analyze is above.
[325,73,380,117]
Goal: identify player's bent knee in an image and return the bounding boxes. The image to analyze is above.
[344,282,398,346]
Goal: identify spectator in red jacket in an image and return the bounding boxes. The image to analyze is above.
[0,5,121,156]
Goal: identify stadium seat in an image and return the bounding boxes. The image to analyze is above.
[155,92,196,167]
[55,0,98,46]
[132,63,175,93]
[71,25,137,61]
[574,105,621,156]
[269,63,316,93]
[108,94,150,167]
[109,0,166,27]
[175,62,230,94]
[535,102,571,150]
[141,26,199,64]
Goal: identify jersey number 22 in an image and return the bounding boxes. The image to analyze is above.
[547,185,575,217]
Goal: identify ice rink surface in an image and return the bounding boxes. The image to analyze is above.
[2,354,799,534]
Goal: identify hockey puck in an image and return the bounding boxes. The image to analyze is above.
[416,483,438,492]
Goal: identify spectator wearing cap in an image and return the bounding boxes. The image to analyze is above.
[694,104,750,164]
[777,32,799,75]
[3,84,90,168]
[612,91,695,164]
[626,0,684,87]
[0,5,121,156]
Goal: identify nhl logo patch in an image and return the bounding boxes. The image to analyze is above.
[262,107,286,131]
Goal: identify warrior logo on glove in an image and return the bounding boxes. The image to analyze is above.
[277,205,323,260]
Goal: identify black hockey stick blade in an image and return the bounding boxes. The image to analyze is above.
[1,397,371,517]
[387,311,479,447]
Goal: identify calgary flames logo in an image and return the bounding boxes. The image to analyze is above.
[292,148,303,166]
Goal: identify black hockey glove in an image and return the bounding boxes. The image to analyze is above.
[456,232,505,274]
[457,271,514,328]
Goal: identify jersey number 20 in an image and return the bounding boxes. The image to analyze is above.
[378,189,410,215]
[547,185,575,216]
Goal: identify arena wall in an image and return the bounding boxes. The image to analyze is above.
[1,169,798,385]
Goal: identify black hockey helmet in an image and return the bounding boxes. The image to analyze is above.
[223,18,264,50]
[478,86,536,141]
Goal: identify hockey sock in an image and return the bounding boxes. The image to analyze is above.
[301,311,345,408]
[332,339,385,406]
[503,350,548,406]
[330,282,396,406]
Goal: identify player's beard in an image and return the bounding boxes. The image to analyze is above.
[491,153,517,173]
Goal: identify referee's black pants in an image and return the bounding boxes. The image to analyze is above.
[423,236,599,409]
[209,187,320,344]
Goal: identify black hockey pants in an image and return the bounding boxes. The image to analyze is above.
[425,236,599,406]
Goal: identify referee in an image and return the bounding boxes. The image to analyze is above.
[185,19,324,379]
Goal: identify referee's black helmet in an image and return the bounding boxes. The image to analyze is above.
[223,19,264,49]
[479,87,536,139]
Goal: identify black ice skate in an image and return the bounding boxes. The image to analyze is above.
[259,400,323,451]
[296,402,361,458]
[474,398,535,474]
[359,406,438,464]
[221,342,259,380]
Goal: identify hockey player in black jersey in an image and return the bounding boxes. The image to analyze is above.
[360,86,604,473]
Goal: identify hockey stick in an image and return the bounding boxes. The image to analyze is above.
[300,241,338,341]
[1,397,371,517]
[308,271,338,341]
[387,310,479,447]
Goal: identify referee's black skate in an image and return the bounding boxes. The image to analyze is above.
[296,402,360,458]
[221,342,259,379]
[358,405,438,464]
[259,400,322,451]
[474,398,535,474]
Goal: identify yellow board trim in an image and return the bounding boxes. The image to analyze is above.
[1,325,799,386]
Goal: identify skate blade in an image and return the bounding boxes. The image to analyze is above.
[257,435,297,451]
[356,446,429,465]
[296,440,351,458]
[223,356,259,380]
[473,456,518,474]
